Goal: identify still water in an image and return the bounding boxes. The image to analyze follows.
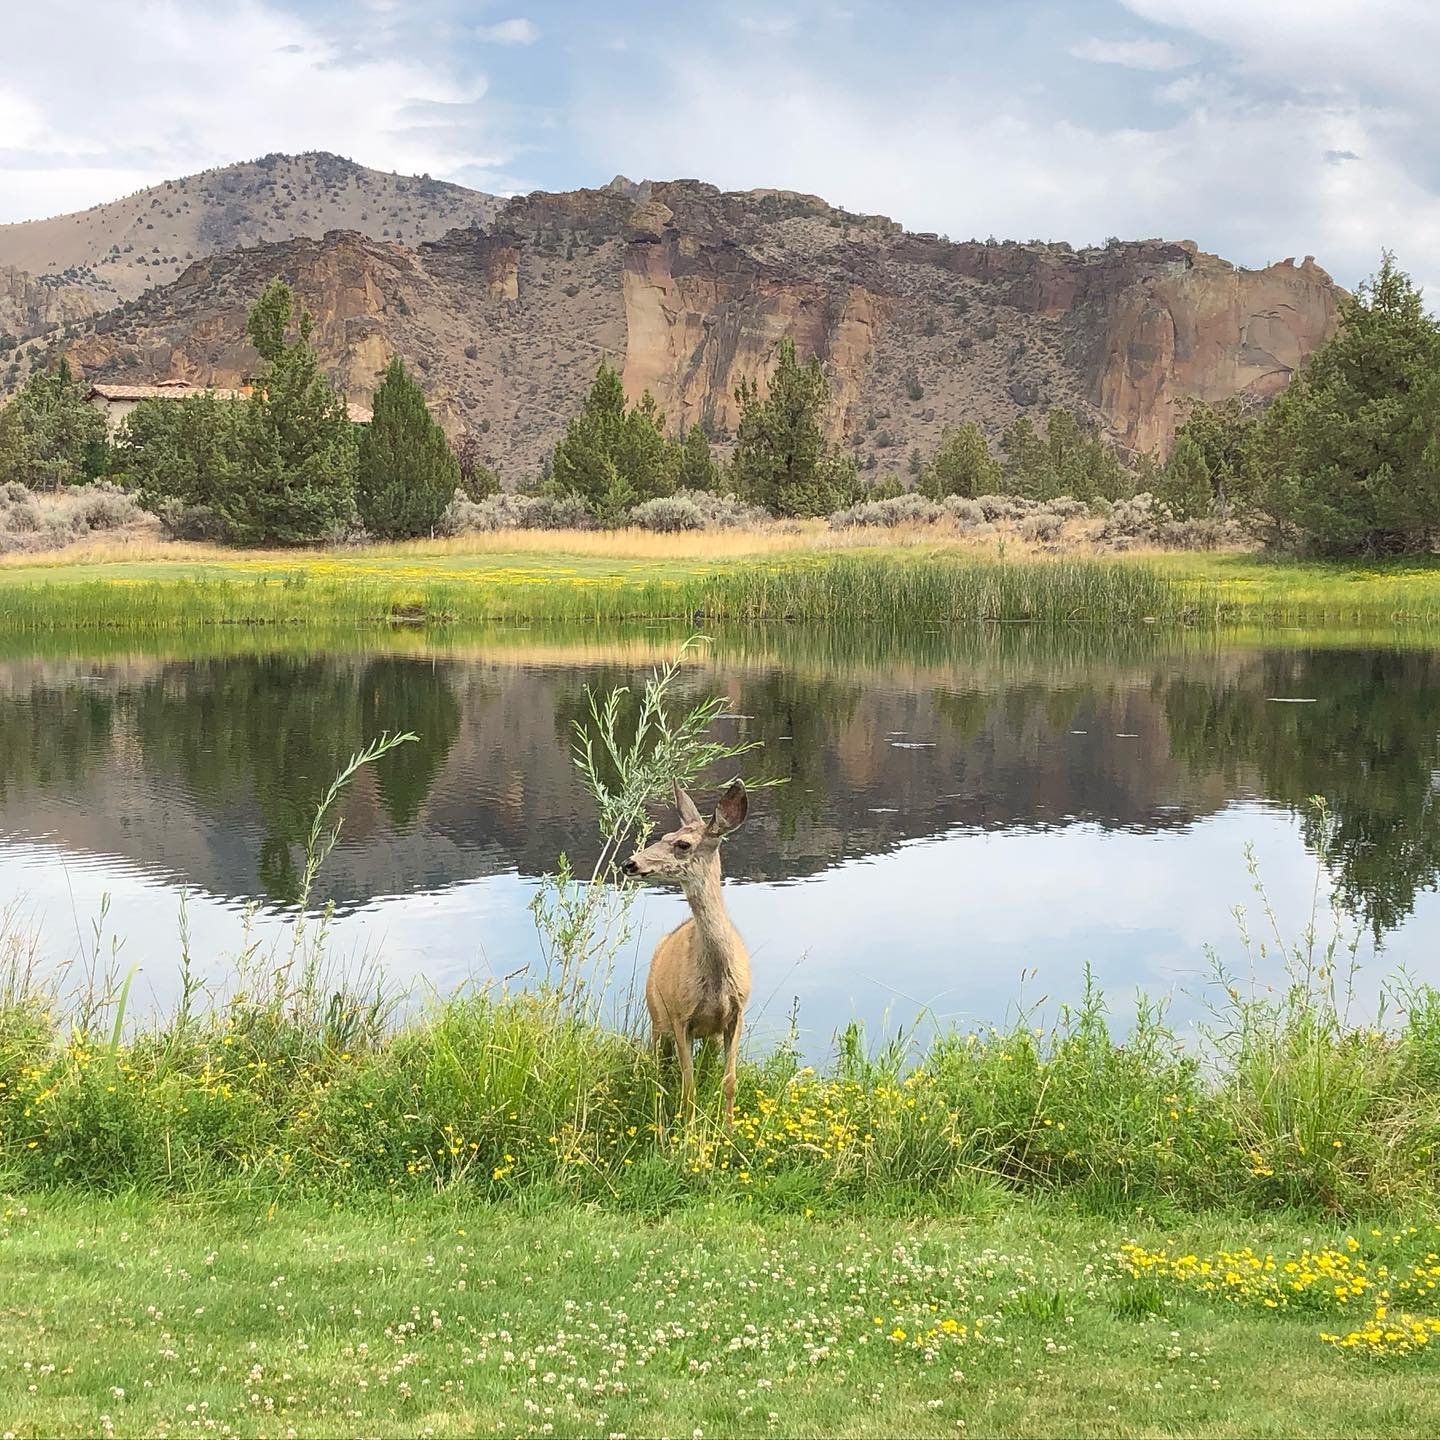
[1,627,1436,1051]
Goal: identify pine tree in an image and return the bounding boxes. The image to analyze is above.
[219,280,358,545]
[677,422,717,491]
[1255,253,1440,554]
[732,338,857,517]
[919,422,1001,498]
[551,362,677,509]
[357,357,459,539]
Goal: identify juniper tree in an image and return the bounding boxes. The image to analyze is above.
[0,359,108,490]
[676,422,718,491]
[1254,254,1440,554]
[731,338,857,517]
[219,279,357,545]
[552,362,677,508]
[919,422,1001,498]
[356,357,459,538]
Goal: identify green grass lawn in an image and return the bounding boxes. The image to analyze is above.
[3,1194,1437,1439]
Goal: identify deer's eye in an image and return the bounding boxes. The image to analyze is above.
[673,840,692,853]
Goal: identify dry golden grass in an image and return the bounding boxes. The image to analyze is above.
[0,520,1063,572]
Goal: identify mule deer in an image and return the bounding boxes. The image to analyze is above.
[623,779,750,1126]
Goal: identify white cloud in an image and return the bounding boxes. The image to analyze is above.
[1069,37,1186,70]
[737,14,799,38]
[475,18,540,45]
[0,0,505,223]
[577,18,1440,299]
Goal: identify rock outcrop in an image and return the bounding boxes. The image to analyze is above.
[27,173,1345,474]
[0,264,113,344]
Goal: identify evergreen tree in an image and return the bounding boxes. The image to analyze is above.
[219,280,357,545]
[1254,253,1440,554]
[919,422,1001,498]
[356,357,459,539]
[121,391,243,515]
[1156,433,1213,519]
[551,362,677,508]
[677,422,717,491]
[0,360,108,490]
[454,432,500,501]
[1169,397,1259,511]
[732,338,857,517]
[999,415,1049,496]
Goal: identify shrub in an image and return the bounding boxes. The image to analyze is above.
[440,490,594,534]
[629,490,768,532]
[942,496,986,528]
[1095,492,1247,550]
[156,501,231,542]
[829,493,945,528]
[71,482,144,531]
[1019,512,1063,543]
[972,493,1037,521]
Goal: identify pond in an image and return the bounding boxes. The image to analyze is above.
[1,626,1437,1054]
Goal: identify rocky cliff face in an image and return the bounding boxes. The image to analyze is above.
[0,264,114,343]
[34,174,1344,474]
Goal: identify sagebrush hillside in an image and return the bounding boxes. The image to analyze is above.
[0,151,498,335]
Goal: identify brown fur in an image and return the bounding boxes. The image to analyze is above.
[624,780,751,1126]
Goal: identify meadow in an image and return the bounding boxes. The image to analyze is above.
[2,528,1440,631]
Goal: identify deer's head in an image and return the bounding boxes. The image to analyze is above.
[623,779,748,881]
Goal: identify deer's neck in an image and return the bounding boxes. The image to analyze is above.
[681,851,739,972]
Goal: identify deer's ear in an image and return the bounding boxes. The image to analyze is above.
[708,779,748,836]
[674,781,703,825]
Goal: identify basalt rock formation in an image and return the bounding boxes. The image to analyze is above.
[21,172,1344,474]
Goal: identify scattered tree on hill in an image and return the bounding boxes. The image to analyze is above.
[1253,253,1440,555]
[676,422,718,491]
[551,362,677,508]
[356,357,458,539]
[918,422,1001,498]
[218,279,358,545]
[731,338,858,517]
[0,360,108,490]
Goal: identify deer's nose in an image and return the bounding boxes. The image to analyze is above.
[623,858,640,875]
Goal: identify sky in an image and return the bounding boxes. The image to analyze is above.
[2,0,1438,295]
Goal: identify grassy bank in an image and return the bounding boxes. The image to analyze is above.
[0,544,1190,630]
[4,531,1440,632]
[3,1194,1438,1438]
[5,956,1439,1218]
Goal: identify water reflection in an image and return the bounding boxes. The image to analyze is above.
[0,630,1436,1034]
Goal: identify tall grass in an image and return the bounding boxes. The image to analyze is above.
[3,936,1436,1215]
[0,553,1195,631]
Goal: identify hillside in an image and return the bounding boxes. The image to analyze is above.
[11,172,1344,475]
[0,152,498,339]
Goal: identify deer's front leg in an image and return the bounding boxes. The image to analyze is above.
[671,1017,696,1118]
[722,1011,743,1130]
